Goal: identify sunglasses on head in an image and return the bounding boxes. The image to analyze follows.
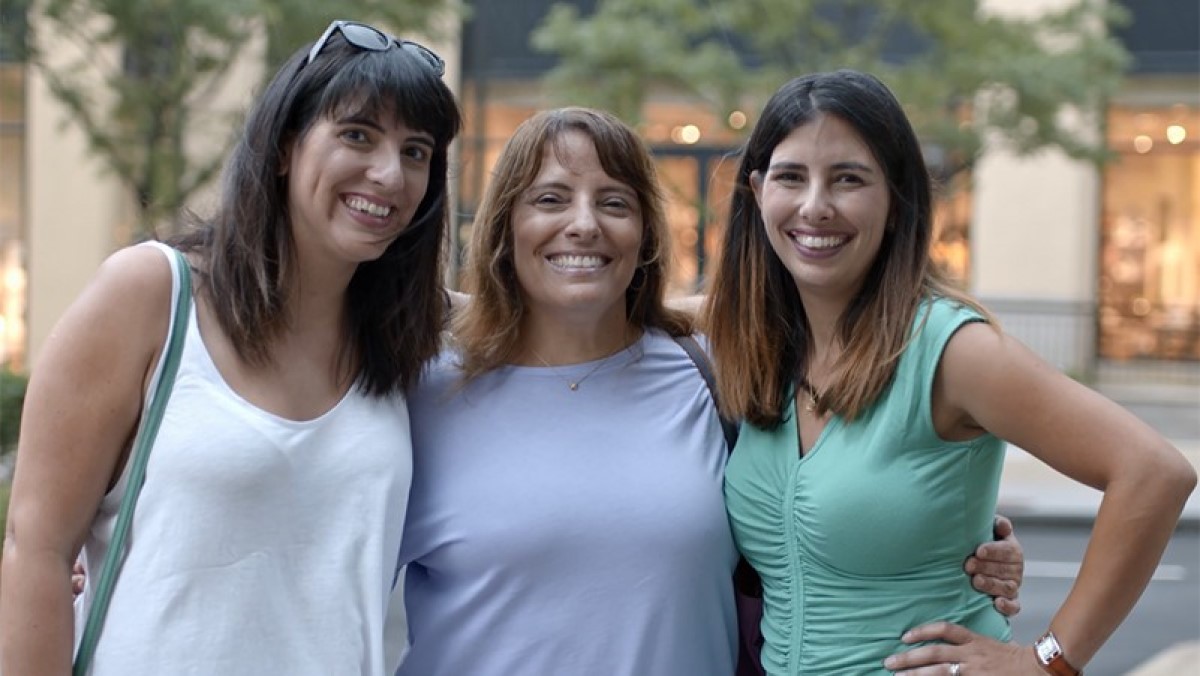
[304,20,446,77]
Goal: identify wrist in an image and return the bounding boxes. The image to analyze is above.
[1033,630,1081,675]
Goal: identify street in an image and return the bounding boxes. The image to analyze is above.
[1008,519,1200,675]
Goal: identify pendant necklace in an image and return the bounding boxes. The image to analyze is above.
[530,346,621,391]
[799,378,821,413]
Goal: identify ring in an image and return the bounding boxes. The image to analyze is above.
[949,663,961,676]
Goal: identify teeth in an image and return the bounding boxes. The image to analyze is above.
[345,196,392,218]
[548,254,606,270]
[793,234,845,250]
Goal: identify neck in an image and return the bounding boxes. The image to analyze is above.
[517,309,638,365]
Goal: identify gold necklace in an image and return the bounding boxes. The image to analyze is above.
[529,346,621,391]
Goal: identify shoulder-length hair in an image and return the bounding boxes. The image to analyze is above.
[172,30,462,397]
[454,107,691,380]
[704,69,986,428]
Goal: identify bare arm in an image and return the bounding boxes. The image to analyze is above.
[887,324,1195,674]
[0,246,172,673]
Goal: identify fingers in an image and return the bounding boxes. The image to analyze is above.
[884,640,960,672]
[901,621,977,646]
[992,514,1014,539]
[968,570,1020,599]
[72,560,86,596]
[993,595,1022,617]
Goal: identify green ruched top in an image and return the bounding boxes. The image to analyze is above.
[724,297,1011,675]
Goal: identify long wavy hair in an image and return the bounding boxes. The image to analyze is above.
[704,70,987,428]
[453,107,691,380]
[172,29,462,396]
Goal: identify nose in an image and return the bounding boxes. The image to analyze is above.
[798,183,834,224]
[366,150,405,190]
[564,202,601,239]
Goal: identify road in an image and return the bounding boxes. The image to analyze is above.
[1008,519,1200,676]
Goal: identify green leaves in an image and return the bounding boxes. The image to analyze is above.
[533,0,1131,171]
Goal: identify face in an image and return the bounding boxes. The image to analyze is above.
[511,131,643,325]
[285,106,434,271]
[752,113,890,305]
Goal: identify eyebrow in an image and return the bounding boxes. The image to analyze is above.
[768,160,876,173]
[335,114,436,146]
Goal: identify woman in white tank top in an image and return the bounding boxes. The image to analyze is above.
[0,21,461,675]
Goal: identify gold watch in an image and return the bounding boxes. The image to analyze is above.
[1034,630,1081,676]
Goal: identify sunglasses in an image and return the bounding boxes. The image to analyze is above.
[305,20,446,77]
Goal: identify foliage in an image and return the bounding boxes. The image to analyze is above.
[19,0,464,236]
[0,367,27,455]
[532,0,1131,173]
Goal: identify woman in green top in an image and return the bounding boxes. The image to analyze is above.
[704,70,1196,675]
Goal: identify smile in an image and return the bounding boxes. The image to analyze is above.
[344,195,394,219]
[790,232,849,250]
[546,253,610,271]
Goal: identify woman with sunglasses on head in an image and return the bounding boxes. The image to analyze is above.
[394,107,1023,676]
[706,70,1195,675]
[0,21,460,675]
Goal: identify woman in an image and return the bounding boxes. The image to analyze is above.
[705,70,1196,675]
[396,107,1022,676]
[0,21,461,675]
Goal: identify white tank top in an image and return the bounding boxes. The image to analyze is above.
[75,243,413,675]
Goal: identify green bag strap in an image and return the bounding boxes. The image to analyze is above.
[73,247,193,675]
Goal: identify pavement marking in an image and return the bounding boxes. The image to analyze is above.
[1027,561,1189,582]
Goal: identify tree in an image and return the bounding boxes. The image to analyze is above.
[16,0,463,235]
[531,0,1130,174]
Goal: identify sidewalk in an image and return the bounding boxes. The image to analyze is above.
[997,435,1200,676]
[997,439,1200,525]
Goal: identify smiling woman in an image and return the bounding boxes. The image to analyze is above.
[0,20,461,675]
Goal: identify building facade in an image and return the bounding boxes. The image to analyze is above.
[2,0,1196,384]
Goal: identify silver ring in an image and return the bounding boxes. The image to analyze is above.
[948,663,961,676]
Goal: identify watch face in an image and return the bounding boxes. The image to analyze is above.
[1036,635,1061,662]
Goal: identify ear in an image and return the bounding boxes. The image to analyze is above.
[749,170,765,208]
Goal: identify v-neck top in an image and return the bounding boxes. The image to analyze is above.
[723,297,1010,675]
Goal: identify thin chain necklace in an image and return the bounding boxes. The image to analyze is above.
[528,348,614,391]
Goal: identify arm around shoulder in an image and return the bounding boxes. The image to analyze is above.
[0,244,177,673]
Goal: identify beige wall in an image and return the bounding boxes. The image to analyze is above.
[25,20,125,368]
[971,149,1100,301]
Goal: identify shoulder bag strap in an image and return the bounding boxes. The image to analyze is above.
[672,334,739,451]
[73,247,193,675]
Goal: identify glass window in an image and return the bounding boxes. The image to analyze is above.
[0,64,25,368]
[1101,104,1200,361]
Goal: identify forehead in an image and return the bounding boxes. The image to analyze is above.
[770,114,877,166]
[535,131,607,177]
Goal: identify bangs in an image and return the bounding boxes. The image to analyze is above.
[315,49,457,145]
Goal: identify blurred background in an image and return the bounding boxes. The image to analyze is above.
[0,1,1195,673]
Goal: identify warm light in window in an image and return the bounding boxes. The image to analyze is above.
[728,111,747,130]
[671,124,701,145]
[1166,125,1187,145]
[1133,135,1153,154]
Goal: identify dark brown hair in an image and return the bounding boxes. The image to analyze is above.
[172,30,462,396]
[704,70,987,428]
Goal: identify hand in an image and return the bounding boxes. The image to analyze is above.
[965,515,1023,616]
[883,621,1043,675]
[72,561,86,597]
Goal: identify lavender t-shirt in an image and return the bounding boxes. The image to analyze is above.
[397,329,737,676]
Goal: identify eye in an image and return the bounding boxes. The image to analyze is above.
[771,170,805,184]
[600,196,633,212]
[339,127,372,144]
[835,172,865,185]
[402,144,431,163]
[532,193,566,207]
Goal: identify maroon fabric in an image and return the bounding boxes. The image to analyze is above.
[735,588,765,676]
